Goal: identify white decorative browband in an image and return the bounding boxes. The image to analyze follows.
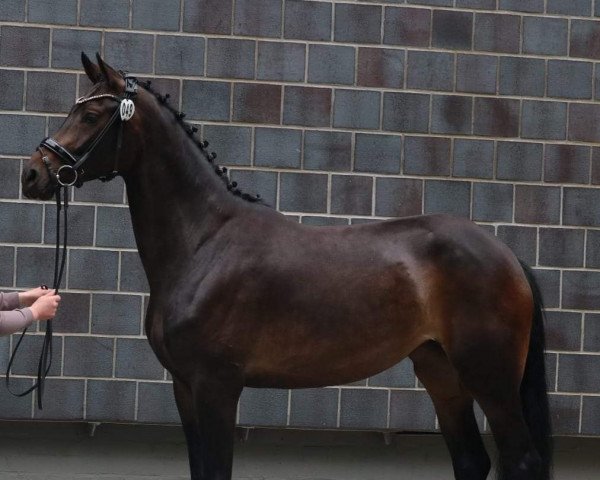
[75,94,135,122]
[76,93,121,105]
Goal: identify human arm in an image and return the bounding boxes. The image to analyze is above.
[0,309,35,335]
[0,291,60,336]
[0,292,33,335]
[0,287,52,310]
[0,292,20,311]
[18,287,51,308]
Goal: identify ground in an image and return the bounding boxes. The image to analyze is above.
[0,423,597,479]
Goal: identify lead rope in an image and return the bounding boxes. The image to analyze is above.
[5,185,68,409]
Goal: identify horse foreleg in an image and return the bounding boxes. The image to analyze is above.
[173,374,242,480]
[410,342,491,480]
[173,380,200,477]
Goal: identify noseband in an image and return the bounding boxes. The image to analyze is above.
[38,75,138,187]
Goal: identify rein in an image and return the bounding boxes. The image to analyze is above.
[5,76,138,409]
[5,188,68,409]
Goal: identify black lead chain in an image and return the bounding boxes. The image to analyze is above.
[5,186,69,409]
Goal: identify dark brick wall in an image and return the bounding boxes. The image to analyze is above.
[0,0,599,436]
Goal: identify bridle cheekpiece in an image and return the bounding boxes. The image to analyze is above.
[38,74,138,187]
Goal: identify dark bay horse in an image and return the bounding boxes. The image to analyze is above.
[22,54,551,480]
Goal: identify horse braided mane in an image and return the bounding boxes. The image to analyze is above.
[141,79,265,205]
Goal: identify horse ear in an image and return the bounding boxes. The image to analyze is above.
[81,52,102,84]
[95,52,121,88]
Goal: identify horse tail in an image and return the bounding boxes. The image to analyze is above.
[518,260,553,479]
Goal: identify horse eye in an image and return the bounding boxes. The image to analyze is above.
[83,113,98,125]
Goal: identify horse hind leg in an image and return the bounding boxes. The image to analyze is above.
[461,367,542,480]
[443,325,547,480]
[410,341,491,480]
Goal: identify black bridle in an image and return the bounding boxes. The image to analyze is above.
[5,75,138,409]
[38,75,138,187]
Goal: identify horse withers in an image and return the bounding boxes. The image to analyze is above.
[21,54,552,480]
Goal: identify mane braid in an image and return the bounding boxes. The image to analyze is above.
[141,80,264,205]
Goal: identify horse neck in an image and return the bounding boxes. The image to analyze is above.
[122,108,243,292]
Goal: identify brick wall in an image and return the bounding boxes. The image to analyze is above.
[1,0,600,435]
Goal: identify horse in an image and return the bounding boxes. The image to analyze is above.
[21,54,552,480]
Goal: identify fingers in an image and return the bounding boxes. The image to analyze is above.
[34,294,60,304]
[26,287,53,301]
[31,294,61,322]
[44,295,61,304]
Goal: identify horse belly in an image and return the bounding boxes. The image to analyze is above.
[242,299,428,389]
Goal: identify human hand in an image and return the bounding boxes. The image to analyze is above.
[18,286,50,307]
[29,291,61,322]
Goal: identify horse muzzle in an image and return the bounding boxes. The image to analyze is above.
[22,155,58,200]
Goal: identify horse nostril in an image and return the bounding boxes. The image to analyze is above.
[25,168,38,184]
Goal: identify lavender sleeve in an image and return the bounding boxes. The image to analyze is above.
[0,309,35,335]
[0,292,20,311]
[0,292,34,335]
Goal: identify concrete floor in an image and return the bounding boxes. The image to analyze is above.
[0,422,598,479]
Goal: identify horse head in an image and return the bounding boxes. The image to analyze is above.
[22,53,145,200]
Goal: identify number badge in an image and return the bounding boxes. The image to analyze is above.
[120,99,135,121]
